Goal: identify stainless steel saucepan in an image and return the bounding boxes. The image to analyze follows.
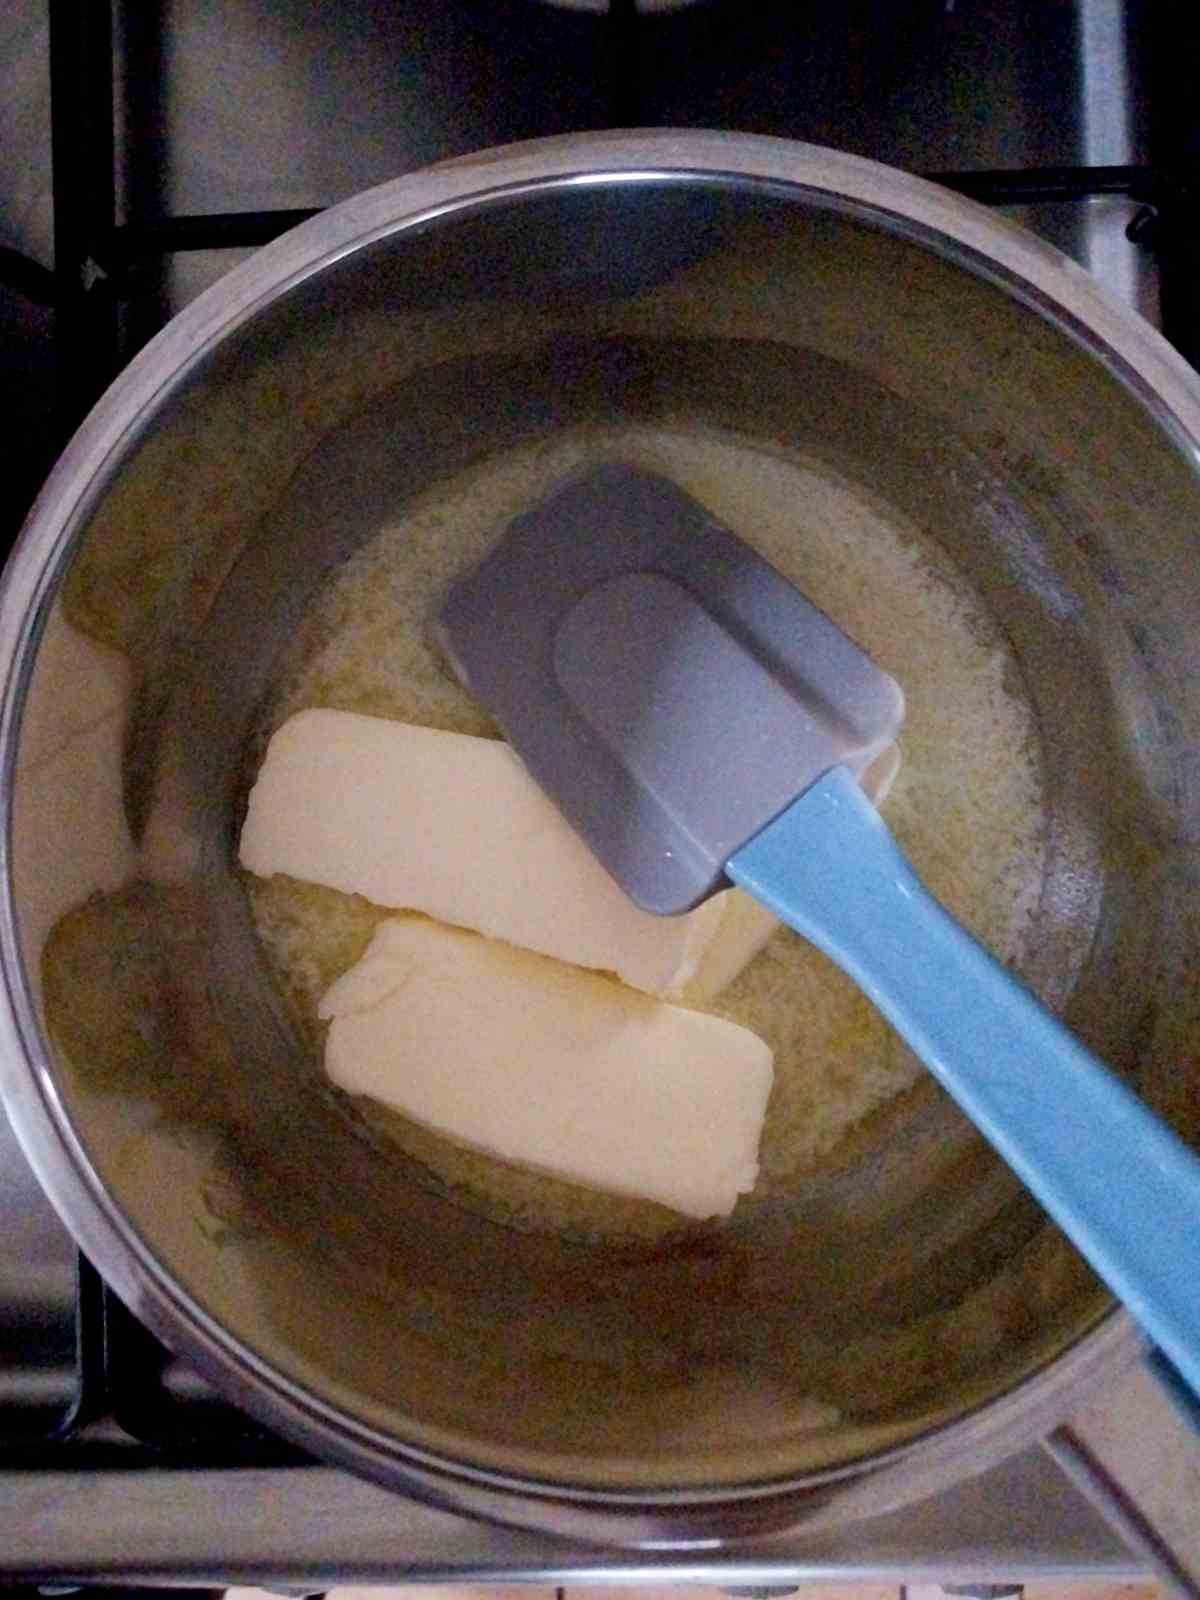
[1,133,1198,1551]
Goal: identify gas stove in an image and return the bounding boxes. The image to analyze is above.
[1,0,1197,1587]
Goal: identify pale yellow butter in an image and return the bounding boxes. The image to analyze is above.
[320,917,774,1219]
[239,708,771,996]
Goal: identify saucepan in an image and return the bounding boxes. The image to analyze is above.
[1,133,1198,1549]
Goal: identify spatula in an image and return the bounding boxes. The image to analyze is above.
[432,462,1200,1410]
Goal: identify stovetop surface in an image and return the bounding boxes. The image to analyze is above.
[0,0,1194,1582]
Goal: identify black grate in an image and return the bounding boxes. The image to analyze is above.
[1,1256,309,1465]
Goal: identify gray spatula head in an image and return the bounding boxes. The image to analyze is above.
[433,464,904,915]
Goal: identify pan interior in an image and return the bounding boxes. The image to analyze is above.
[14,176,1200,1493]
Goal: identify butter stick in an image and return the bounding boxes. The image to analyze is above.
[320,918,774,1218]
[242,709,729,995]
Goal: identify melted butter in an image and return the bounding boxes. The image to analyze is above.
[246,423,1045,1240]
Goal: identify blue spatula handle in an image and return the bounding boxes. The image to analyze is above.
[728,764,1200,1411]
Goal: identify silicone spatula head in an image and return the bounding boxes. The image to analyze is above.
[432,464,904,915]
